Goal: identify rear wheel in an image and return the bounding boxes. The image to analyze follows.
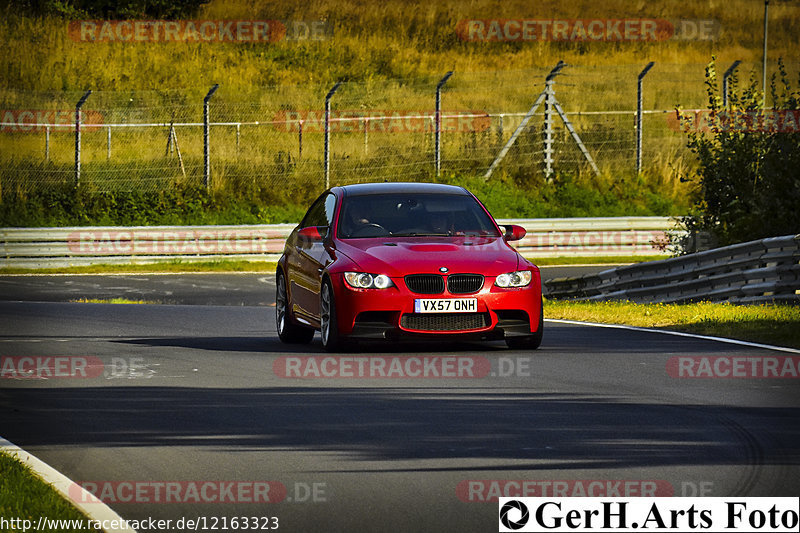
[276,271,314,344]
[505,299,543,350]
[320,279,352,352]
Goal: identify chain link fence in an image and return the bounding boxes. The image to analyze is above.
[1,61,795,198]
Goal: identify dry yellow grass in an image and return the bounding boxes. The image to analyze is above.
[545,299,800,348]
[1,0,795,207]
[2,0,798,94]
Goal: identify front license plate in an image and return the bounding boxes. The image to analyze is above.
[414,298,478,313]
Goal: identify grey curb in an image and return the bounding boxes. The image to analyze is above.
[0,437,137,533]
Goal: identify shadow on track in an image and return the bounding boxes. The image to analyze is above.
[2,386,797,472]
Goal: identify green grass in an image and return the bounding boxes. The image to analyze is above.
[0,184,310,227]
[0,451,91,531]
[0,260,279,275]
[532,255,667,266]
[544,299,800,349]
[0,256,663,275]
[0,170,691,227]
[71,297,159,304]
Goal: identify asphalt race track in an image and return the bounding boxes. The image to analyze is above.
[1,273,799,532]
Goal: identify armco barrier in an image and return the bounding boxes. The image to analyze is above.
[497,217,680,258]
[0,224,296,269]
[545,234,800,304]
[0,217,680,269]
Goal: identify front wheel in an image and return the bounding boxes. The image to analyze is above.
[320,280,352,352]
[276,271,314,344]
[505,300,543,350]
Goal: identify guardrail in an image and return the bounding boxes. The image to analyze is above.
[497,217,680,258]
[545,234,800,305]
[0,217,680,269]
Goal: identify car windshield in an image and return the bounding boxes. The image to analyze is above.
[337,192,500,239]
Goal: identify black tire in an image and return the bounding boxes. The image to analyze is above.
[505,299,543,350]
[276,270,315,344]
[320,279,352,352]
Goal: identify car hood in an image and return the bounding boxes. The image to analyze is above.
[334,236,523,277]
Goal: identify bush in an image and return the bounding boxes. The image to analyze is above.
[681,58,800,246]
[8,0,210,19]
[0,184,306,227]
[0,169,688,227]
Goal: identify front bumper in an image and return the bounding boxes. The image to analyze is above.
[330,271,542,340]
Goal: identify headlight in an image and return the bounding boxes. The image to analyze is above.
[344,272,394,289]
[494,270,532,288]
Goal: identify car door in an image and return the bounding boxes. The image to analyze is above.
[288,192,337,323]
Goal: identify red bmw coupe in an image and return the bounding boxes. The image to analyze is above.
[276,182,543,351]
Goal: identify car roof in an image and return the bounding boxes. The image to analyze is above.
[336,182,470,197]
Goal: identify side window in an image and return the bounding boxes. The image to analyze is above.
[323,194,336,226]
[301,193,336,228]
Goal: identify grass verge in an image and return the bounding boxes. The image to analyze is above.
[0,256,658,275]
[532,256,666,266]
[0,451,90,529]
[544,300,800,349]
[71,298,158,304]
[0,260,279,275]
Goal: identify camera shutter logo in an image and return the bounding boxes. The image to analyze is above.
[499,499,529,530]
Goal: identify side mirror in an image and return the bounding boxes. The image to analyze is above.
[298,226,328,241]
[502,224,527,242]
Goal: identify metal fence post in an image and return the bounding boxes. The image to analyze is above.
[543,77,555,180]
[74,90,92,187]
[235,123,241,154]
[363,118,369,155]
[483,60,564,180]
[435,71,454,177]
[542,62,567,181]
[723,60,742,107]
[324,81,342,190]
[497,114,504,146]
[636,62,655,175]
[203,84,219,191]
[298,120,303,160]
[45,125,50,161]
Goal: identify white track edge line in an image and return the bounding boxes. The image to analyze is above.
[0,437,137,533]
[0,271,275,277]
[544,318,800,354]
